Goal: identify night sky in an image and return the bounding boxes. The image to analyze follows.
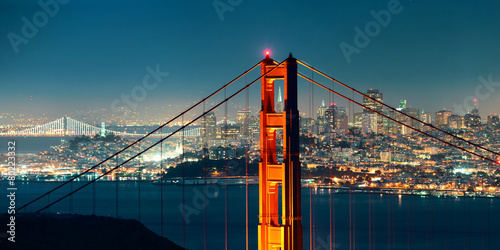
[1,0,500,119]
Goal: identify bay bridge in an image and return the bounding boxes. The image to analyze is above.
[15,52,500,250]
[0,116,201,138]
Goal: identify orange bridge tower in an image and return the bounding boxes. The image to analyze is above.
[258,53,302,250]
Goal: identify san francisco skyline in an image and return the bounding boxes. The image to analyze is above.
[1,0,500,118]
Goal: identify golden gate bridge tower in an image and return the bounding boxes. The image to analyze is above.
[258,52,302,250]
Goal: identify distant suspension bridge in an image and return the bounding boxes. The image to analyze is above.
[0,116,200,138]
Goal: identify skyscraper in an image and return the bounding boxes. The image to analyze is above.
[276,86,284,113]
[420,112,432,131]
[464,113,481,127]
[201,112,217,140]
[487,114,499,129]
[363,89,383,113]
[316,100,328,134]
[362,113,378,134]
[435,110,452,128]
[237,109,250,128]
[398,99,407,110]
[363,89,383,133]
[420,113,432,124]
[447,115,464,129]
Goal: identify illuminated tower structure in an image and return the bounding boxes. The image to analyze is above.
[258,52,302,250]
[277,86,284,113]
[100,122,106,137]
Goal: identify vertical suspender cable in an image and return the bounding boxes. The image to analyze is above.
[426,195,429,249]
[182,115,186,248]
[245,74,249,250]
[93,167,96,215]
[116,156,119,218]
[487,198,490,249]
[330,78,334,250]
[70,178,73,213]
[388,193,391,250]
[408,191,410,250]
[353,90,356,250]
[224,87,229,250]
[312,71,316,250]
[392,193,395,248]
[138,140,141,222]
[203,101,208,250]
[160,127,164,237]
[308,73,313,250]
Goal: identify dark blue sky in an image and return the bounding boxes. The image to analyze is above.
[1,0,500,118]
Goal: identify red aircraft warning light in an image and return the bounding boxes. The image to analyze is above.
[265,50,270,58]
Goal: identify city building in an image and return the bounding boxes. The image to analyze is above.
[464,113,481,128]
[276,86,284,113]
[237,109,250,130]
[420,112,432,131]
[447,115,464,129]
[398,99,407,110]
[421,112,432,124]
[316,100,328,134]
[435,110,452,128]
[201,112,217,140]
[363,89,383,113]
[362,113,378,134]
[487,114,499,129]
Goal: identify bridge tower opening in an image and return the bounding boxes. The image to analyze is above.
[258,53,302,250]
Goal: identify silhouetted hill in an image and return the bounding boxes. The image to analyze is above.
[0,213,184,250]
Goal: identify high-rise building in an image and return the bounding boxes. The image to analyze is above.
[248,115,259,135]
[237,109,250,128]
[420,112,432,132]
[398,106,421,133]
[276,86,284,113]
[362,113,378,134]
[398,99,407,110]
[363,89,383,113]
[464,113,481,127]
[435,110,452,128]
[420,112,432,124]
[221,124,241,140]
[201,112,217,140]
[324,104,335,133]
[353,112,363,128]
[447,115,464,129]
[487,114,499,129]
[300,116,313,133]
[334,106,349,131]
[316,100,328,134]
